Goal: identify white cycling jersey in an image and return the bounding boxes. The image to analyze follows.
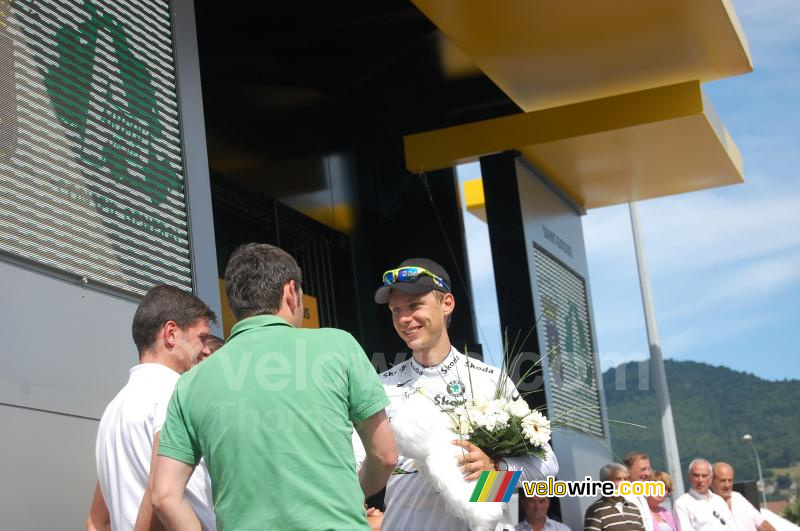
[362,347,559,531]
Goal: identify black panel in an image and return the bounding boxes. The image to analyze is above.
[351,143,479,364]
[194,0,520,183]
[211,174,358,336]
[481,152,547,413]
[733,480,760,510]
[195,1,500,367]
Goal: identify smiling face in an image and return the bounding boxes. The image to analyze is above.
[647,471,674,509]
[388,289,454,358]
[630,457,653,480]
[172,318,212,373]
[646,481,669,508]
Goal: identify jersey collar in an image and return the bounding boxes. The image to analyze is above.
[410,346,460,377]
[228,314,293,341]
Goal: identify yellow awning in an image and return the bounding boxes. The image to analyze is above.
[406,81,743,209]
[413,0,752,112]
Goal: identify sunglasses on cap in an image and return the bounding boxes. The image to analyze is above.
[382,266,450,291]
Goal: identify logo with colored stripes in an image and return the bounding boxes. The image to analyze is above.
[470,471,521,502]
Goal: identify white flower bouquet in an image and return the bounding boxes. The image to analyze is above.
[451,396,551,459]
[447,330,555,460]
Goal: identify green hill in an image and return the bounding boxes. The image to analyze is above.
[602,360,800,482]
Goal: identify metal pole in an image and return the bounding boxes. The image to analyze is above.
[744,434,768,507]
[629,202,685,495]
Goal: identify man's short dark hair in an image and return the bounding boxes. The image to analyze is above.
[225,243,302,320]
[132,285,217,356]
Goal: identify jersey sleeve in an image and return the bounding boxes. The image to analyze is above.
[157,382,202,466]
[504,442,559,481]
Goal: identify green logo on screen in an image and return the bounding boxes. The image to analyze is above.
[37,0,181,207]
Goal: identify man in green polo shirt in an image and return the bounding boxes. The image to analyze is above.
[151,243,397,530]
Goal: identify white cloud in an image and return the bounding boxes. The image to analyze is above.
[583,179,800,284]
[661,312,773,358]
[660,251,800,321]
[582,174,800,380]
[640,189,800,275]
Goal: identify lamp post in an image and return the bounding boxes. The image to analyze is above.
[743,434,768,507]
[629,202,685,494]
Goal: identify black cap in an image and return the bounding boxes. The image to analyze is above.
[374,258,451,304]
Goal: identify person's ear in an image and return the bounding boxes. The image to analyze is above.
[285,280,300,315]
[441,292,455,315]
[162,320,179,349]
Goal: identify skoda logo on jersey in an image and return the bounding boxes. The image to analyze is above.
[446,380,465,397]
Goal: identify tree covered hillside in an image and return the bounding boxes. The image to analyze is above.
[603,360,800,481]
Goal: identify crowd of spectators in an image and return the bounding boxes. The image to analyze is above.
[517,450,775,531]
[579,451,775,531]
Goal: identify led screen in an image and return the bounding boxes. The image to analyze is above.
[534,243,604,438]
[0,0,191,296]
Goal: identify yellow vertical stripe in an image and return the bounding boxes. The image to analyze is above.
[478,471,498,501]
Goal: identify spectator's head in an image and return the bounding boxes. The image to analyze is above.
[375,259,454,354]
[193,334,225,364]
[624,450,653,480]
[711,462,735,500]
[520,494,551,525]
[688,459,713,494]
[198,335,224,362]
[646,471,673,509]
[600,463,630,491]
[225,243,304,326]
[131,285,217,373]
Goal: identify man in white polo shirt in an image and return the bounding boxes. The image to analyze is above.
[86,285,217,531]
[712,462,776,531]
[675,459,734,531]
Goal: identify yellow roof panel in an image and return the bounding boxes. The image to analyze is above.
[405,81,743,209]
[412,0,752,111]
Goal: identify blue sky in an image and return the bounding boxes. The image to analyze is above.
[457,0,800,382]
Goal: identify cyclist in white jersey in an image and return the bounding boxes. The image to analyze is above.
[359,258,559,531]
